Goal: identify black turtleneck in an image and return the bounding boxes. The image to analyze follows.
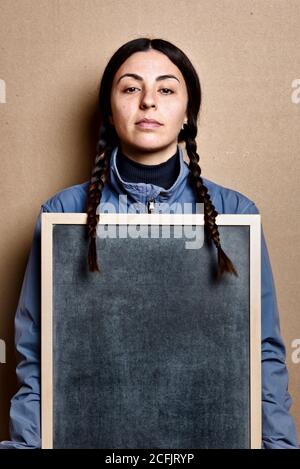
[116,147,180,190]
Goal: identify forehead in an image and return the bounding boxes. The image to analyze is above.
[113,50,185,83]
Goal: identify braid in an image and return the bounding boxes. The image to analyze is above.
[183,125,238,279]
[86,126,112,272]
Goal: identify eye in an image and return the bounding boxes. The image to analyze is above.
[124,87,138,93]
[160,88,174,95]
[123,87,174,94]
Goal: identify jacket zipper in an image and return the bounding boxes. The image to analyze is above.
[147,198,155,213]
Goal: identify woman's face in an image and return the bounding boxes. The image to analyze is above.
[110,49,188,159]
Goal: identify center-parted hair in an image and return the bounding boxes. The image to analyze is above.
[86,37,238,279]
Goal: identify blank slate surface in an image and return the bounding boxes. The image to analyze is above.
[52,224,250,449]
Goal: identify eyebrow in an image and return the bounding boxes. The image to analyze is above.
[116,73,180,84]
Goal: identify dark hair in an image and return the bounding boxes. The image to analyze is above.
[86,37,238,278]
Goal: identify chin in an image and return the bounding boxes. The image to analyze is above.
[129,135,171,152]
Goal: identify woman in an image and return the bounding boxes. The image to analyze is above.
[1,37,298,449]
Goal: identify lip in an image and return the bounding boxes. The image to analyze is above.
[135,119,163,129]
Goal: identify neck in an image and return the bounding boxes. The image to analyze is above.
[118,142,179,165]
[116,145,180,190]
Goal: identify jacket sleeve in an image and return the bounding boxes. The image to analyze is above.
[245,202,299,449]
[0,206,48,449]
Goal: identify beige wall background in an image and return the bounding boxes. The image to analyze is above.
[0,0,299,442]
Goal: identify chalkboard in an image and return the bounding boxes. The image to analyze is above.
[41,213,261,449]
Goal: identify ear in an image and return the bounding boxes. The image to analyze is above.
[109,115,114,126]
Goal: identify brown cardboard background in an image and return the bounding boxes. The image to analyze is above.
[0,0,299,443]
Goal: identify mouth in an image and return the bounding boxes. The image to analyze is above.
[135,119,163,129]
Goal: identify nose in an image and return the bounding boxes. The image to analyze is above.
[139,88,157,109]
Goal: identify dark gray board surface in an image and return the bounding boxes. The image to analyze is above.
[52,224,250,448]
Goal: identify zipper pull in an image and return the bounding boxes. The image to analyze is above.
[147,198,155,213]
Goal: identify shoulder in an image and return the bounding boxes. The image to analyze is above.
[202,176,260,214]
[41,181,89,213]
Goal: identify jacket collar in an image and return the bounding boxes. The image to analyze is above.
[108,144,190,205]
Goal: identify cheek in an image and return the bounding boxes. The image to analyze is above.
[164,99,186,117]
[166,106,186,127]
[115,102,133,126]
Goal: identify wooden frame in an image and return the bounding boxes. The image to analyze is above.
[41,213,261,449]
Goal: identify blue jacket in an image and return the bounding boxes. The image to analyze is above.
[0,145,298,449]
